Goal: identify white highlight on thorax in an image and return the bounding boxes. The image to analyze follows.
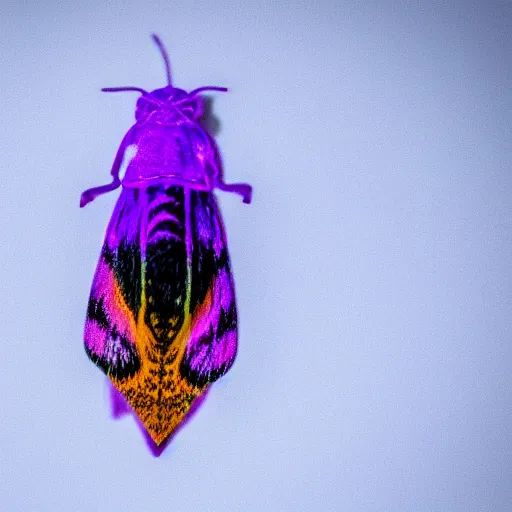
[118,144,138,181]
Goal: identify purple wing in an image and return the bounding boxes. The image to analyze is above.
[83,188,143,380]
[179,191,238,388]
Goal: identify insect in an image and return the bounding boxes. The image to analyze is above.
[81,34,252,447]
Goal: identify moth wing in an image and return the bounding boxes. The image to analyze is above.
[180,191,239,388]
[84,189,143,380]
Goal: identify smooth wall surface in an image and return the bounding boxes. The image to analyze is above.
[1,1,511,511]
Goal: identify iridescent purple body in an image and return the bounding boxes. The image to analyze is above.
[80,82,251,206]
[81,35,251,449]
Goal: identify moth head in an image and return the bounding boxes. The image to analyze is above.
[133,86,204,123]
[101,35,227,124]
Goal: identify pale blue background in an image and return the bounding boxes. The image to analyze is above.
[1,1,511,511]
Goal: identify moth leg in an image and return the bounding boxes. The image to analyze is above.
[109,380,131,419]
[214,179,252,204]
[80,178,121,207]
[80,127,134,207]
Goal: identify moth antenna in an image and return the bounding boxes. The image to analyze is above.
[151,34,172,86]
[102,87,150,95]
[188,86,228,96]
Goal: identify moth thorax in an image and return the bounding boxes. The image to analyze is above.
[122,123,215,185]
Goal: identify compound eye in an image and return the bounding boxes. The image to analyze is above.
[135,99,158,122]
[192,99,204,119]
[184,99,203,119]
[180,99,201,119]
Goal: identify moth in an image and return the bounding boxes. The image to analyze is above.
[81,35,252,447]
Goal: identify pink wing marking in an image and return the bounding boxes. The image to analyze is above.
[84,189,142,379]
[179,192,238,387]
